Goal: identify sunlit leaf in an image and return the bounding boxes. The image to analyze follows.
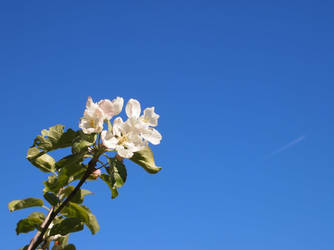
[9,198,44,212]
[27,147,56,173]
[130,146,162,174]
[62,202,99,234]
[33,125,78,152]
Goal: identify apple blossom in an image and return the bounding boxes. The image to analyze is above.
[79,97,104,134]
[101,117,146,158]
[101,98,162,158]
[98,97,124,120]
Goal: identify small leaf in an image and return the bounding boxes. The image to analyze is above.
[9,198,44,212]
[33,125,78,152]
[130,146,162,174]
[49,218,84,236]
[43,176,59,194]
[43,192,60,206]
[27,147,56,173]
[61,187,93,204]
[72,189,93,204]
[16,212,45,235]
[107,157,127,188]
[100,174,119,199]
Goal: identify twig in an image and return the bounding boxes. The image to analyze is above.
[27,156,99,250]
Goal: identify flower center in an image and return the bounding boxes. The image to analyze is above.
[90,119,96,128]
[118,135,128,145]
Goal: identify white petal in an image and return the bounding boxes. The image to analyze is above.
[113,117,124,136]
[142,107,159,127]
[126,99,141,119]
[86,96,94,108]
[141,128,162,145]
[98,97,124,120]
[79,103,104,134]
[101,130,118,149]
[116,145,134,158]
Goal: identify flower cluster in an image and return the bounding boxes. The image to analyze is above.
[79,97,162,158]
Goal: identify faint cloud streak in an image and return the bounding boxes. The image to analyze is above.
[267,135,306,158]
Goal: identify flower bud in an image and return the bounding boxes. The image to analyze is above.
[90,169,101,179]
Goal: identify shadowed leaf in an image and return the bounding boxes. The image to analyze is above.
[49,218,84,236]
[43,192,60,206]
[100,174,118,199]
[16,212,45,235]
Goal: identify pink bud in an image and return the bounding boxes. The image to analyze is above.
[90,169,101,179]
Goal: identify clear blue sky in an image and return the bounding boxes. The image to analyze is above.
[1,1,333,249]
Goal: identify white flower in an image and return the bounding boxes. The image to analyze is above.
[140,107,159,127]
[123,99,162,146]
[101,98,162,158]
[79,97,104,134]
[98,97,124,120]
[101,117,146,158]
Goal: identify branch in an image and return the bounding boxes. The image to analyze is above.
[27,157,99,250]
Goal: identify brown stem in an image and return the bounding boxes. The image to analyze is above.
[27,157,99,250]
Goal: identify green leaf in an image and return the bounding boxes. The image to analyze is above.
[43,176,59,194]
[55,153,85,170]
[72,189,93,204]
[63,244,76,250]
[72,132,96,154]
[43,163,86,194]
[33,125,78,152]
[43,192,60,206]
[100,174,119,199]
[9,198,44,212]
[80,205,100,235]
[62,202,99,234]
[27,147,56,173]
[49,218,84,236]
[61,185,75,198]
[61,187,93,204]
[130,146,162,174]
[16,212,45,235]
[57,162,86,186]
[107,157,127,188]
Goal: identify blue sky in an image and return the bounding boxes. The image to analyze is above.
[1,1,334,249]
